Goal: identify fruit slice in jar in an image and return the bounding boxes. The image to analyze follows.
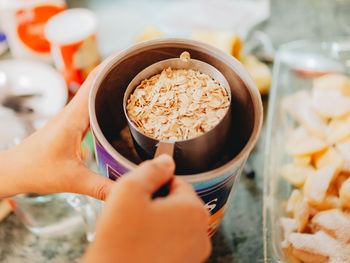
[311,88,350,118]
[287,231,342,263]
[285,189,303,216]
[282,91,328,138]
[312,209,350,243]
[293,155,312,166]
[312,73,350,96]
[286,126,327,156]
[294,198,310,232]
[336,138,350,173]
[280,163,315,187]
[314,147,345,170]
[340,177,350,209]
[304,164,339,206]
[327,115,350,145]
[311,74,350,119]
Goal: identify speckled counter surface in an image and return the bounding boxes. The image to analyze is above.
[0,215,86,263]
[0,0,349,262]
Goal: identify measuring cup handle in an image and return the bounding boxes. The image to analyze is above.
[154,141,175,158]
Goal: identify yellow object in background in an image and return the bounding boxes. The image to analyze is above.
[191,31,242,61]
[242,55,271,95]
[191,31,272,95]
[136,27,271,95]
[135,26,165,43]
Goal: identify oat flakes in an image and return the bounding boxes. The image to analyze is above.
[126,67,230,141]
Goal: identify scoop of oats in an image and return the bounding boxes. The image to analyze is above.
[126,67,230,141]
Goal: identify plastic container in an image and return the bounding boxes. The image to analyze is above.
[263,39,350,262]
[45,8,101,95]
[0,0,66,62]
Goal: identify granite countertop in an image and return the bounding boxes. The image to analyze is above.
[0,0,349,262]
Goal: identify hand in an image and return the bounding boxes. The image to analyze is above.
[0,66,113,200]
[82,155,212,263]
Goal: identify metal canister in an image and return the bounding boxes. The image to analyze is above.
[89,38,263,235]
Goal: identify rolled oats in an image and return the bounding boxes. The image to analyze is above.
[126,67,230,141]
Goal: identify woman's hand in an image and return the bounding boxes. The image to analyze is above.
[0,66,113,200]
[82,154,212,263]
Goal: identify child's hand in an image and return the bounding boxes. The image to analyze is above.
[83,155,212,263]
[0,66,113,200]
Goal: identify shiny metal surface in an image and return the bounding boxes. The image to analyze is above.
[123,57,232,173]
[89,38,262,177]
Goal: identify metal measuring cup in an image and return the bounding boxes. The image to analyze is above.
[123,52,232,174]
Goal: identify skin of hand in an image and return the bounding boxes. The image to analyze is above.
[0,65,113,200]
[82,154,212,263]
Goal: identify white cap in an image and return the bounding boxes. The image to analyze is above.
[45,8,97,45]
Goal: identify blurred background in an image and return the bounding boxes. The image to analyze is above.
[0,0,349,262]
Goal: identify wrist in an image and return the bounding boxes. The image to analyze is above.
[0,149,27,198]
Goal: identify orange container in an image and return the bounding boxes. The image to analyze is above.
[45,8,101,94]
[0,0,66,62]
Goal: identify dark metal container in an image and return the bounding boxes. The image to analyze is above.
[89,38,263,235]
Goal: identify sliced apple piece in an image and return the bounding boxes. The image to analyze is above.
[311,88,350,118]
[289,231,350,262]
[310,194,341,211]
[304,164,339,206]
[293,155,312,166]
[313,73,350,96]
[286,126,327,156]
[281,163,315,187]
[336,138,350,173]
[286,189,303,216]
[282,240,302,263]
[314,147,345,170]
[312,209,350,243]
[294,198,310,232]
[282,91,328,138]
[340,177,350,209]
[288,232,330,263]
[327,115,350,145]
[336,173,349,192]
[281,217,298,238]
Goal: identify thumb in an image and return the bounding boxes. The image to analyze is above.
[130,154,175,195]
[72,165,114,200]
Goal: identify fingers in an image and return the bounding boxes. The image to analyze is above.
[62,66,100,133]
[169,177,195,195]
[71,165,114,200]
[166,177,205,206]
[126,154,175,196]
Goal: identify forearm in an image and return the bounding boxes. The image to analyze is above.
[0,150,27,198]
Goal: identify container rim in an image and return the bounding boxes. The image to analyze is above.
[89,38,263,183]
